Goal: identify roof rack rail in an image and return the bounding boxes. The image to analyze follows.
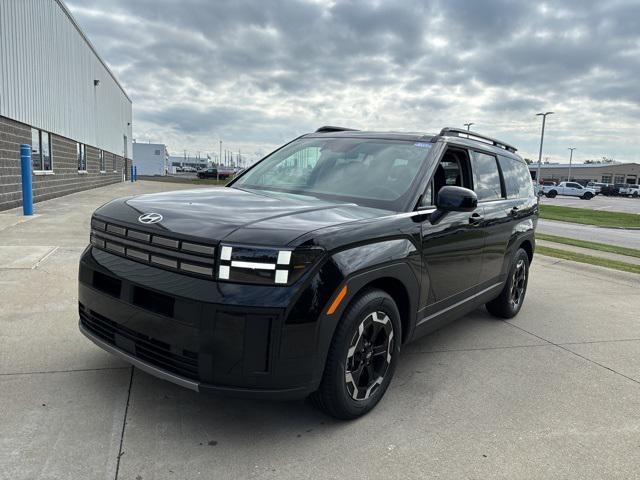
[438,127,518,153]
[315,126,359,133]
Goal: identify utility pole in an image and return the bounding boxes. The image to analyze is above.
[535,112,554,183]
[218,140,222,181]
[567,147,576,181]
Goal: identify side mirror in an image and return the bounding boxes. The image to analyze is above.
[436,186,478,212]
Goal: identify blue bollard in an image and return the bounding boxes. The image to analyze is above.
[134,166,137,182]
[20,144,34,215]
[130,164,134,182]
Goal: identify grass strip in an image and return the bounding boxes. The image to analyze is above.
[140,176,229,186]
[537,245,640,275]
[539,204,640,228]
[536,233,640,259]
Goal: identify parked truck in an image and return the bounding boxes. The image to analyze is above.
[619,184,640,198]
[543,181,596,200]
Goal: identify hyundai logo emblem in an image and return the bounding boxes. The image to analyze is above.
[138,212,163,224]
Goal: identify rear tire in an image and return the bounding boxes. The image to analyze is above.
[310,289,401,420]
[486,248,530,319]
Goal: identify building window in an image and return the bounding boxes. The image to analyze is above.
[112,154,117,172]
[77,143,87,172]
[601,174,612,183]
[31,128,53,171]
[614,175,625,184]
[154,149,161,155]
[99,150,106,172]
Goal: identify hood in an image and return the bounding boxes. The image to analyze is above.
[94,187,388,246]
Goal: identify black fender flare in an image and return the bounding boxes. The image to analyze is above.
[310,259,420,387]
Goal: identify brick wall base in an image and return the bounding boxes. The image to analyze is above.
[0,115,128,211]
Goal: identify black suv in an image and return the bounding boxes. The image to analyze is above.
[79,127,537,419]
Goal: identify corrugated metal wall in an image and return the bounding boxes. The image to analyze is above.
[0,0,132,157]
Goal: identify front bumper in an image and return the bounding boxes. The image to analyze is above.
[79,320,312,399]
[78,246,335,400]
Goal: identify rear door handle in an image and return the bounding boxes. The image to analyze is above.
[469,213,483,225]
[510,206,519,216]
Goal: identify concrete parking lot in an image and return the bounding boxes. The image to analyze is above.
[540,194,640,213]
[1,181,640,480]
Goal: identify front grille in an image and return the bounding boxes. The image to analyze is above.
[90,218,215,278]
[80,305,200,380]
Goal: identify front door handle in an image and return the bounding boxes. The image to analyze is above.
[510,206,519,216]
[469,213,483,225]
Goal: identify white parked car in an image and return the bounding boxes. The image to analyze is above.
[543,181,596,200]
[620,184,640,198]
[586,181,606,194]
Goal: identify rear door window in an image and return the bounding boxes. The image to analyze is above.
[471,151,503,201]
[498,156,534,199]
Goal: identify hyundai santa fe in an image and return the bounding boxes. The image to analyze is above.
[79,126,537,419]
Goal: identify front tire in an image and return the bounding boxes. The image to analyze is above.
[486,248,530,319]
[582,192,593,200]
[310,289,401,420]
[546,190,557,198]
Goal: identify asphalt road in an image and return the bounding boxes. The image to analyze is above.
[1,181,640,480]
[537,219,640,249]
[540,194,640,213]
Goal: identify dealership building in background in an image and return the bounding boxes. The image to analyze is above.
[132,142,169,176]
[0,0,132,211]
[168,155,210,171]
[530,162,640,184]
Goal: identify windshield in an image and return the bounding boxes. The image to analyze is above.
[233,137,432,210]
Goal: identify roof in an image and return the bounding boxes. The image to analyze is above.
[306,130,433,142]
[55,0,131,102]
[306,129,524,162]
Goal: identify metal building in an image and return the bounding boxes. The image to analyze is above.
[529,163,640,185]
[0,0,132,211]
[133,143,169,176]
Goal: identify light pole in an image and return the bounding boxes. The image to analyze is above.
[567,147,576,181]
[218,140,222,181]
[464,122,474,131]
[535,112,554,183]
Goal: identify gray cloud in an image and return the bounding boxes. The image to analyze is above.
[67,0,640,163]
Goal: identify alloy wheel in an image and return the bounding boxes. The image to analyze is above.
[345,311,394,401]
[510,259,527,308]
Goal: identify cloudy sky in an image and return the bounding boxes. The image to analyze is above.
[66,0,639,164]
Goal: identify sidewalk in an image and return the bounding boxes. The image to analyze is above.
[537,219,640,250]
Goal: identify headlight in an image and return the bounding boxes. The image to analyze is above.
[217,244,323,285]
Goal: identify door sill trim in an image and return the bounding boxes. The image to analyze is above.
[417,282,503,326]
